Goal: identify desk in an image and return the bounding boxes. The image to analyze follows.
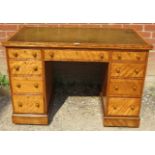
[2,27,152,127]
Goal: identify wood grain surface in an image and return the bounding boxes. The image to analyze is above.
[44,49,109,62]
[8,48,41,60]
[13,95,45,114]
[12,114,48,125]
[107,97,141,116]
[11,76,43,94]
[104,116,140,127]
[9,60,42,75]
[112,51,147,62]
[108,79,143,97]
[110,63,145,78]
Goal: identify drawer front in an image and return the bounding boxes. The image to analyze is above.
[107,97,141,116]
[109,79,143,97]
[11,77,43,94]
[8,49,41,59]
[112,52,147,61]
[13,95,44,114]
[9,60,42,75]
[111,63,145,78]
[44,49,109,62]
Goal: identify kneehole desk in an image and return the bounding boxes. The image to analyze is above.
[2,27,152,127]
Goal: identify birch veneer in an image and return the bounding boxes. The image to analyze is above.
[2,26,152,127]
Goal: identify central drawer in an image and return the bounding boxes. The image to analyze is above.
[109,79,143,97]
[9,60,42,75]
[11,76,43,94]
[12,95,45,114]
[44,49,109,62]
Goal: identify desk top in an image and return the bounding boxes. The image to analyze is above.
[2,27,152,50]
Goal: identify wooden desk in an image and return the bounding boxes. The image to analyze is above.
[2,27,152,127]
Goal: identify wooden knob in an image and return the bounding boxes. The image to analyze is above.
[136,56,141,60]
[114,86,119,91]
[100,54,104,59]
[130,105,135,110]
[13,53,18,58]
[117,55,122,60]
[116,68,120,73]
[18,102,23,107]
[16,84,21,88]
[35,103,40,108]
[33,53,37,58]
[50,53,54,58]
[132,86,137,91]
[15,66,20,71]
[34,83,39,88]
[33,67,38,71]
[113,106,117,110]
[134,69,139,74]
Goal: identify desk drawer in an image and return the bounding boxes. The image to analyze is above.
[111,63,145,78]
[107,97,140,116]
[11,77,43,94]
[8,49,41,59]
[44,49,109,62]
[13,95,44,114]
[112,51,147,62]
[9,60,42,75]
[109,79,143,97]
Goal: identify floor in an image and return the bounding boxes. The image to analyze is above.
[0,52,155,131]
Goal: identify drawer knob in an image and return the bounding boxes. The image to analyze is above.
[136,56,141,60]
[34,83,39,88]
[113,106,117,110]
[114,86,119,91]
[33,67,38,72]
[35,103,40,108]
[116,68,120,74]
[100,54,104,59]
[15,66,20,71]
[134,69,139,74]
[16,84,21,88]
[50,53,54,58]
[33,53,37,58]
[117,55,122,60]
[130,105,135,110]
[13,53,18,58]
[132,86,137,91]
[18,102,23,107]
